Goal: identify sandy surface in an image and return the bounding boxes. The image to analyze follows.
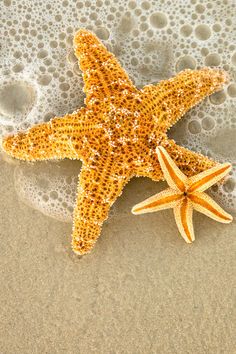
[0,158,235,354]
[1,0,236,352]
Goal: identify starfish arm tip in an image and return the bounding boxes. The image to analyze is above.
[131,188,183,216]
[156,145,167,158]
[185,237,194,244]
[131,206,141,215]
[131,203,144,214]
[217,212,233,224]
[190,192,233,224]
[72,236,96,255]
[226,215,233,223]
[188,162,232,193]
[224,162,232,171]
[72,246,90,256]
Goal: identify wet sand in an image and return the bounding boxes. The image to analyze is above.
[0,158,235,353]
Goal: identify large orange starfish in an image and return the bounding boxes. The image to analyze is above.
[2,29,228,255]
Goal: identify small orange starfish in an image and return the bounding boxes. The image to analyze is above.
[2,29,229,254]
[132,147,233,242]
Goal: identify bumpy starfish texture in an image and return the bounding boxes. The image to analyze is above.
[132,147,233,243]
[2,29,228,254]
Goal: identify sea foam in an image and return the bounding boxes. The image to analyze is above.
[1,0,235,220]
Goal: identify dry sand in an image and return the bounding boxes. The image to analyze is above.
[0,157,235,354]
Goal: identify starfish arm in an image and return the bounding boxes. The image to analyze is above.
[189,192,233,223]
[174,198,195,243]
[162,139,217,177]
[132,141,164,181]
[141,68,227,131]
[139,139,217,182]
[2,109,88,161]
[71,156,132,255]
[132,188,183,214]
[156,146,188,191]
[73,29,136,104]
[188,163,232,193]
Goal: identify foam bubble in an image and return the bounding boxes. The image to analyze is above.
[195,24,211,40]
[150,12,168,29]
[14,160,80,222]
[180,24,193,37]
[141,1,151,10]
[118,15,135,33]
[12,64,24,73]
[202,116,215,131]
[212,24,221,33]
[195,4,205,14]
[227,84,236,97]
[95,27,110,40]
[176,55,196,71]
[0,81,36,124]
[37,74,52,86]
[188,120,201,134]
[209,91,227,105]
[205,53,221,66]
[3,0,11,6]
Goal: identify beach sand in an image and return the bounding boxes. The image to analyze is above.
[1,0,236,352]
[0,157,236,353]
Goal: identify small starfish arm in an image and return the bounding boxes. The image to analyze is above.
[142,68,228,132]
[174,198,195,243]
[131,188,195,243]
[189,192,232,223]
[162,140,217,178]
[188,162,232,192]
[156,145,188,191]
[73,29,136,104]
[138,140,216,182]
[2,108,89,161]
[71,155,132,255]
[132,188,183,214]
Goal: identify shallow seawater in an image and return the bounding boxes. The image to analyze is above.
[0,1,236,353]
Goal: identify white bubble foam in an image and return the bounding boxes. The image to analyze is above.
[1,0,235,218]
[14,160,80,222]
